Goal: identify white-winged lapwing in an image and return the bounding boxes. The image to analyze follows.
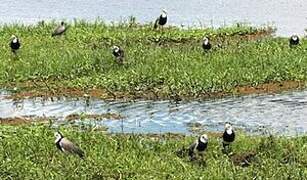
[289,35,300,47]
[222,123,235,153]
[154,9,167,29]
[202,36,211,51]
[10,35,20,54]
[54,131,84,159]
[52,21,67,37]
[188,134,208,160]
[112,45,125,64]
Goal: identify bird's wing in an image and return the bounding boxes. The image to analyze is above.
[52,25,66,36]
[60,138,84,158]
[120,49,125,58]
[153,18,159,29]
[188,141,197,157]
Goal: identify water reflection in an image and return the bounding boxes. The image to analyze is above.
[0,0,306,36]
[0,89,307,135]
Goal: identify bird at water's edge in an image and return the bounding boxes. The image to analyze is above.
[112,45,125,64]
[222,123,235,153]
[202,36,211,51]
[188,134,208,160]
[154,9,167,29]
[52,21,68,37]
[54,131,85,159]
[289,35,299,47]
[10,35,20,54]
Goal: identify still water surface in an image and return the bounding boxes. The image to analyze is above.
[0,0,306,36]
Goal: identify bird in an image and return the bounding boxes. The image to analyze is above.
[154,9,167,29]
[52,21,68,37]
[202,37,211,51]
[188,134,208,160]
[222,123,235,153]
[112,45,125,64]
[289,35,300,47]
[54,131,85,159]
[10,35,20,54]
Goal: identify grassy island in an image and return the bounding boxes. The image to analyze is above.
[1,20,305,100]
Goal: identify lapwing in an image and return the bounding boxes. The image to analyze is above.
[154,9,167,29]
[289,35,300,47]
[188,134,208,160]
[10,35,20,54]
[54,131,84,159]
[202,37,211,51]
[112,45,125,64]
[222,123,235,153]
[52,21,67,37]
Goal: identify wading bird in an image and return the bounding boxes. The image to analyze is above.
[289,35,300,47]
[188,134,208,160]
[54,131,84,159]
[154,9,167,29]
[10,35,20,54]
[202,37,211,51]
[222,123,235,153]
[112,45,125,64]
[52,21,67,37]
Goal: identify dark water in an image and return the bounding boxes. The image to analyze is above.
[1,90,307,135]
[0,0,306,36]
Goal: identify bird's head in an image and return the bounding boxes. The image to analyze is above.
[225,123,233,134]
[161,9,167,17]
[112,45,120,53]
[199,134,208,143]
[61,21,65,26]
[54,131,63,142]
[11,35,18,43]
[291,35,299,41]
[203,37,209,45]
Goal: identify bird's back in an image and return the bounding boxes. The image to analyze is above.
[52,25,66,36]
[60,138,84,158]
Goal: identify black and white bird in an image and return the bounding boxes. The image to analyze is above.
[188,134,208,160]
[154,9,168,29]
[112,45,125,64]
[10,35,20,54]
[52,21,67,37]
[222,123,235,152]
[202,37,211,51]
[54,131,85,159]
[289,35,300,47]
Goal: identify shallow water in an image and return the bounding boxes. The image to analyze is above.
[1,90,307,135]
[1,0,306,36]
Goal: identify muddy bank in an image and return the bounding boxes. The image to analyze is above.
[5,80,306,101]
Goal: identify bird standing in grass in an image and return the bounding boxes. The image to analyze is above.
[112,45,125,64]
[154,9,167,29]
[188,134,208,160]
[202,37,211,51]
[10,35,20,54]
[52,21,67,37]
[222,123,235,153]
[289,35,300,47]
[54,131,84,159]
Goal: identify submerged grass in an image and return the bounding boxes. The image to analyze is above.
[0,125,306,179]
[0,20,305,99]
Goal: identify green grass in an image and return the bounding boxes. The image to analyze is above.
[0,125,306,179]
[0,20,306,98]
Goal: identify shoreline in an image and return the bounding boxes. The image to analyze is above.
[5,80,306,101]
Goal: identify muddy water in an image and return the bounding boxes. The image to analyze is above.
[0,0,306,36]
[1,90,307,135]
